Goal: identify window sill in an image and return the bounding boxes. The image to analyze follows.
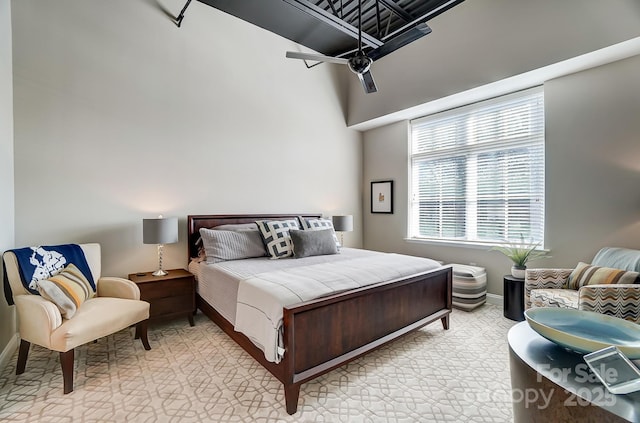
[404,238,495,250]
[405,237,549,253]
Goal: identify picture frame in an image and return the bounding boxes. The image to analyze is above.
[371,180,393,214]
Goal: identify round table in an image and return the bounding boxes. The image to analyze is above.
[508,321,640,422]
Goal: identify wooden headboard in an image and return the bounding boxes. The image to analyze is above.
[187,213,322,259]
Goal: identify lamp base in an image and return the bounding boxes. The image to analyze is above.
[152,269,168,277]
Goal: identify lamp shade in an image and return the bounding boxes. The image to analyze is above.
[143,217,178,245]
[332,215,353,232]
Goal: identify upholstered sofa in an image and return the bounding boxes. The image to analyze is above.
[525,247,640,323]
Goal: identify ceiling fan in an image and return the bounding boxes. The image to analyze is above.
[286,0,378,94]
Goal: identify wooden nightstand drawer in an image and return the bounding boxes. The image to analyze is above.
[139,278,193,300]
[128,269,196,326]
[150,294,194,318]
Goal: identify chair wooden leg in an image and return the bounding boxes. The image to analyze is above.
[16,339,30,375]
[137,320,151,350]
[60,349,75,394]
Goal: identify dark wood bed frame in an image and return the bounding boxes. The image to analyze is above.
[188,214,452,414]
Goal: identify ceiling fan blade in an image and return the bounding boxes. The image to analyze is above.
[357,70,378,94]
[285,51,349,65]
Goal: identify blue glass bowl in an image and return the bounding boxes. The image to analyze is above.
[524,308,640,359]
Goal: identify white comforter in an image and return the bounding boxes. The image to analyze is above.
[234,252,442,363]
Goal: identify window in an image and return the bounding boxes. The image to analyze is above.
[409,87,544,247]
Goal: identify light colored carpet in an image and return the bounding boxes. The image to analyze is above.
[0,304,516,422]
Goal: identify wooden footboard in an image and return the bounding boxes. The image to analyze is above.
[188,214,452,414]
[197,266,452,414]
[281,266,451,413]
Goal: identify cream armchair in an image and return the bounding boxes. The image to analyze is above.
[525,247,640,323]
[3,243,151,394]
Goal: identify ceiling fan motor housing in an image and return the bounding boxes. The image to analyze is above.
[348,53,372,74]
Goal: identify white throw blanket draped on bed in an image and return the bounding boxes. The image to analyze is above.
[234,253,442,363]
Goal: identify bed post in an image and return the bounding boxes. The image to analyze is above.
[441,315,450,330]
[284,383,302,415]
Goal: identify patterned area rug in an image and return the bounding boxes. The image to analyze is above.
[0,304,516,422]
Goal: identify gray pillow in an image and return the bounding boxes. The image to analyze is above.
[214,223,259,232]
[290,229,339,258]
[199,228,267,264]
[299,217,341,248]
[194,223,260,260]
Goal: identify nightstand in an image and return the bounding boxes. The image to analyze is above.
[128,268,196,326]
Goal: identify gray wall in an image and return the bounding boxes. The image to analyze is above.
[5,0,640,361]
[0,0,16,367]
[363,54,640,295]
[11,0,363,279]
[348,0,640,127]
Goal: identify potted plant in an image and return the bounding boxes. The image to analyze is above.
[492,238,550,279]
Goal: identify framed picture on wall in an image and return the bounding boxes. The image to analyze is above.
[371,180,393,214]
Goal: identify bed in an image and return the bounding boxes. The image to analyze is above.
[187,214,453,414]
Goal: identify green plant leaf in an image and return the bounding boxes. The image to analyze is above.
[490,237,550,267]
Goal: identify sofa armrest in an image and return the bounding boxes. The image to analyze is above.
[14,295,63,348]
[97,277,140,300]
[525,268,574,309]
[578,284,640,323]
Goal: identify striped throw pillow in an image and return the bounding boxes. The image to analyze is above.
[199,228,267,264]
[567,262,640,290]
[37,263,96,319]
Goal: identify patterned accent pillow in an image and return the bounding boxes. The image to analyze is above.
[255,219,300,259]
[299,217,340,248]
[567,262,640,290]
[199,228,267,264]
[36,263,96,319]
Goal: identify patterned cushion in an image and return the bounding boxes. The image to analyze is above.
[578,285,640,323]
[300,217,340,248]
[567,262,640,290]
[199,228,266,264]
[524,268,573,308]
[256,219,300,259]
[36,263,96,319]
[452,264,487,311]
[530,289,579,309]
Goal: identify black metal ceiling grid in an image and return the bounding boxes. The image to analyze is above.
[194,0,464,59]
[311,0,456,43]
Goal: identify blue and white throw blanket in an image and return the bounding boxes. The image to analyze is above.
[3,244,95,305]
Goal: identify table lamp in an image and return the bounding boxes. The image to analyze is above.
[143,216,178,276]
[332,215,353,247]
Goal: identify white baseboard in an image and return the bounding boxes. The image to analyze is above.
[486,293,503,307]
[0,333,18,372]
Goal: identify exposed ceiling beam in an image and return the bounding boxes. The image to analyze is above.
[382,0,463,40]
[377,0,413,22]
[283,0,384,48]
[326,0,338,17]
